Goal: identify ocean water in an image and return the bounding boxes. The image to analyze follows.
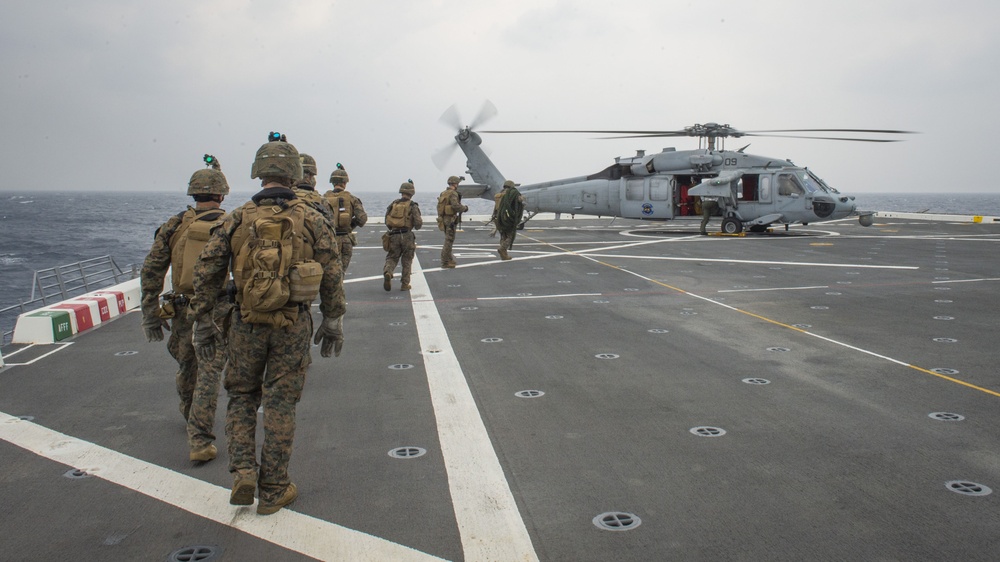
[1,190,998,322]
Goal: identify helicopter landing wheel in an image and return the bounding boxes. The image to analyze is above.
[721,217,744,234]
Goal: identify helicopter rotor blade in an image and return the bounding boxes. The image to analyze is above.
[482,129,691,136]
[438,104,463,131]
[742,128,918,135]
[741,133,906,143]
[469,99,498,130]
[432,142,459,170]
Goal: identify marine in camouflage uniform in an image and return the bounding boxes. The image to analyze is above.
[188,136,346,516]
[139,155,231,463]
[383,181,423,291]
[492,180,525,261]
[437,175,467,268]
[323,164,368,272]
[291,153,335,222]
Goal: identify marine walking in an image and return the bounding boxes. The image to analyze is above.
[491,180,525,260]
[436,175,468,268]
[139,154,231,463]
[383,181,423,291]
[323,163,368,272]
[188,133,346,516]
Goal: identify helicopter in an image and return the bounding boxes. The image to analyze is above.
[433,102,913,233]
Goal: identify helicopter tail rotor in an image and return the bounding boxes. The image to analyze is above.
[432,100,498,170]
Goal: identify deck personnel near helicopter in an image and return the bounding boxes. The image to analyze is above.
[383,181,423,291]
[437,175,468,268]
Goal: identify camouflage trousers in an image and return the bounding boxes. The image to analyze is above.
[498,229,516,252]
[700,200,719,233]
[225,309,312,504]
[167,302,227,449]
[440,222,457,264]
[335,233,355,272]
[384,231,416,285]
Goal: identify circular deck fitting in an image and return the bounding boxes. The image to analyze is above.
[934,316,955,321]
[515,390,545,398]
[929,412,965,421]
[624,288,639,292]
[388,447,427,459]
[743,378,771,385]
[495,274,507,278]
[114,351,138,357]
[168,546,223,562]
[481,338,503,343]
[587,272,599,275]
[825,292,842,296]
[810,306,830,310]
[558,280,572,284]
[517,292,534,297]
[753,275,767,279]
[767,347,790,353]
[424,349,442,355]
[793,324,812,329]
[837,281,852,285]
[545,315,564,320]
[388,364,414,370]
[935,268,950,271]
[934,287,952,291]
[690,426,726,437]
[934,300,953,303]
[389,321,407,327]
[16,415,34,422]
[945,481,992,497]
[532,267,544,270]
[559,261,572,264]
[732,285,749,289]
[935,277,950,281]
[647,329,669,334]
[769,267,783,270]
[447,284,462,288]
[593,300,610,304]
[846,271,860,275]
[931,368,960,375]
[680,311,698,316]
[932,338,958,343]
[595,353,620,360]
[460,306,479,311]
[593,512,642,531]
[64,468,91,479]
[390,296,403,300]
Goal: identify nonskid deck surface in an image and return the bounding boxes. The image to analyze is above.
[2,217,999,561]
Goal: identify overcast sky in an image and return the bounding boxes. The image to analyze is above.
[2,0,998,196]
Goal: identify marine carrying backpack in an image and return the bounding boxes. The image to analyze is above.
[232,199,323,327]
[169,208,226,295]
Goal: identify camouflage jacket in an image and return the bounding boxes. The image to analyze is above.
[384,199,423,230]
[189,187,346,321]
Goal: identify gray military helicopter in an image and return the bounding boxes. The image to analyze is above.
[433,102,912,233]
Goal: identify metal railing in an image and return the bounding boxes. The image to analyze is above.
[1,256,137,345]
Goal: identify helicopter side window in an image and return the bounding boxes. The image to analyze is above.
[759,176,771,201]
[649,179,669,201]
[777,174,804,196]
[626,179,644,201]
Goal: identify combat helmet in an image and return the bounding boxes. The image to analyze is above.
[299,153,317,176]
[330,163,349,185]
[447,175,462,185]
[502,180,517,189]
[187,154,229,195]
[399,180,415,195]
[251,132,303,181]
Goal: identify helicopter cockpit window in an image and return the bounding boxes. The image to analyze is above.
[807,169,837,193]
[797,172,820,193]
[776,174,805,196]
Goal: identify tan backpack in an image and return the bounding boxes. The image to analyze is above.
[386,200,412,229]
[169,208,226,295]
[232,199,323,327]
[325,190,355,231]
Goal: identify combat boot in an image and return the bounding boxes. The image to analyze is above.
[230,474,257,506]
[383,273,392,292]
[400,283,411,291]
[189,443,217,462]
[498,249,511,261]
[257,483,297,515]
[442,261,456,269]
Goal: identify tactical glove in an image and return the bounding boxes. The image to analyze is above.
[192,316,220,362]
[313,315,344,358]
[142,315,170,342]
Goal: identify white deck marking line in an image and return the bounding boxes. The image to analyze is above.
[0,342,74,366]
[477,293,601,301]
[408,258,539,562]
[580,253,919,269]
[718,286,829,293]
[933,277,1000,284]
[0,418,443,561]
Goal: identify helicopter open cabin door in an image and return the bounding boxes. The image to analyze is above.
[619,177,673,219]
